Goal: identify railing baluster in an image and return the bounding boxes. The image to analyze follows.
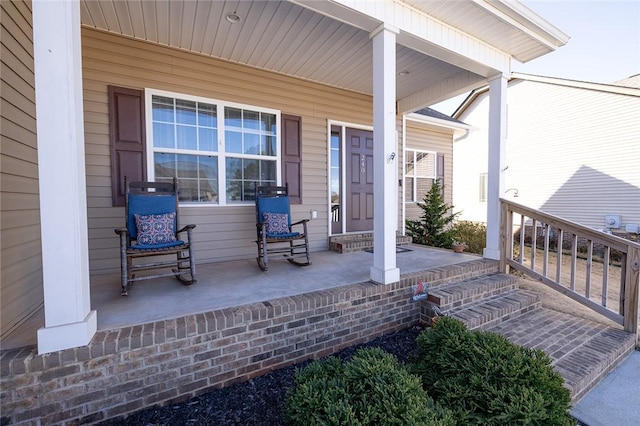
[570,233,577,291]
[556,228,563,284]
[519,214,525,264]
[543,223,550,277]
[531,219,537,272]
[602,245,610,307]
[585,239,593,299]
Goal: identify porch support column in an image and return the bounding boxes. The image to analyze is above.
[34,0,96,354]
[369,23,400,285]
[484,74,508,260]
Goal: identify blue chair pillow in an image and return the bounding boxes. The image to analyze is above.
[263,212,289,234]
[134,212,177,245]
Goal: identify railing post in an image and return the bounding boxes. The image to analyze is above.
[499,200,509,273]
[623,246,639,346]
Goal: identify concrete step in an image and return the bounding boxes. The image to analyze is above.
[328,233,411,253]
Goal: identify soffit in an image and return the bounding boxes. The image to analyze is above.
[80,0,565,105]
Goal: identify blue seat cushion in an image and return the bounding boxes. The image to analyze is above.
[130,240,186,250]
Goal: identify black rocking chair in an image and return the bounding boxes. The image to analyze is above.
[114,177,196,296]
[255,184,311,271]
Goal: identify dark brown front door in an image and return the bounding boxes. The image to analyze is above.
[346,128,374,232]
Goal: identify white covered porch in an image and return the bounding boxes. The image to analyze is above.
[30,0,568,354]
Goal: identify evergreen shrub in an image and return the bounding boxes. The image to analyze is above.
[285,347,455,426]
[406,181,459,248]
[409,317,575,426]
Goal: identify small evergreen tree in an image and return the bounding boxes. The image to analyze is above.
[406,181,459,248]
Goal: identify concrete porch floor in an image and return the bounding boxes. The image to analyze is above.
[3,245,478,350]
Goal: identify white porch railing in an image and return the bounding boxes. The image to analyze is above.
[499,199,639,344]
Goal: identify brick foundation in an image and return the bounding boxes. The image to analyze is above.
[0,259,498,425]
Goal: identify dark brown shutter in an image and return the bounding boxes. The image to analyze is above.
[109,86,146,206]
[281,114,302,204]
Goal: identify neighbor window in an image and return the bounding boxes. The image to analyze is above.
[147,90,279,204]
[405,149,436,202]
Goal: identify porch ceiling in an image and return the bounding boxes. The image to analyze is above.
[80,0,567,112]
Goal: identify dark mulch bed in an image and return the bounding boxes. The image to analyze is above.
[98,326,424,426]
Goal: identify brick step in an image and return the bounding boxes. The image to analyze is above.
[329,234,412,253]
[443,288,541,330]
[487,308,636,402]
[427,273,519,309]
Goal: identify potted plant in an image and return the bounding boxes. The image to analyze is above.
[452,240,467,253]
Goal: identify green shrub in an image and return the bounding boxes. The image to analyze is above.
[409,317,575,426]
[451,220,486,254]
[406,181,459,248]
[285,347,455,426]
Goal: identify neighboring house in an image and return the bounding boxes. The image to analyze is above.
[0,0,567,354]
[453,73,640,233]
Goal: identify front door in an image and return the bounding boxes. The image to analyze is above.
[346,128,374,232]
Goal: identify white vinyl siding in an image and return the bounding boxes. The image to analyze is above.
[455,78,640,230]
[0,0,44,339]
[82,28,373,274]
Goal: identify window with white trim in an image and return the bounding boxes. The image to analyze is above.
[404,149,437,203]
[147,90,279,204]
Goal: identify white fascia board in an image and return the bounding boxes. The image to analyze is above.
[405,113,471,138]
[489,1,570,50]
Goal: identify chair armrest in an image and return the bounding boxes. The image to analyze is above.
[290,219,310,227]
[177,224,196,233]
[114,228,129,236]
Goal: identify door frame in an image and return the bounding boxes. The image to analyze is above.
[327,120,374,236]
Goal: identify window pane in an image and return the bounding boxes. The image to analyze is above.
[264,135,276,156]
[153,123,175,148]
[226,130,242,153]
[226,158,241,180]
[416,177,432,201]
[260,160,276,181]
[198,103,217,128]
[244,133,260,155]
[243,110,260,130]
[176,125,197,150]
[243,159,259,180]
[226,180,243,202]
[415,152,435,177]
[225,107,242,128]
[176,154,199,178]
[405,151,414,175]
[263,114,276,133]
[199,128,217,152]
[152,96,174,122]
[199,155,218,180]
[176,100,197,125]
[155,153,175,177]
[331,149,340,166]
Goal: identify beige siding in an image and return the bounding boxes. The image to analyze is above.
[455,79,640,231]
[403,123,454,223]
[81,28,374,274]
[0,0,44,338]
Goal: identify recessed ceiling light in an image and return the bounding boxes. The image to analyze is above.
[225,12,242,24]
